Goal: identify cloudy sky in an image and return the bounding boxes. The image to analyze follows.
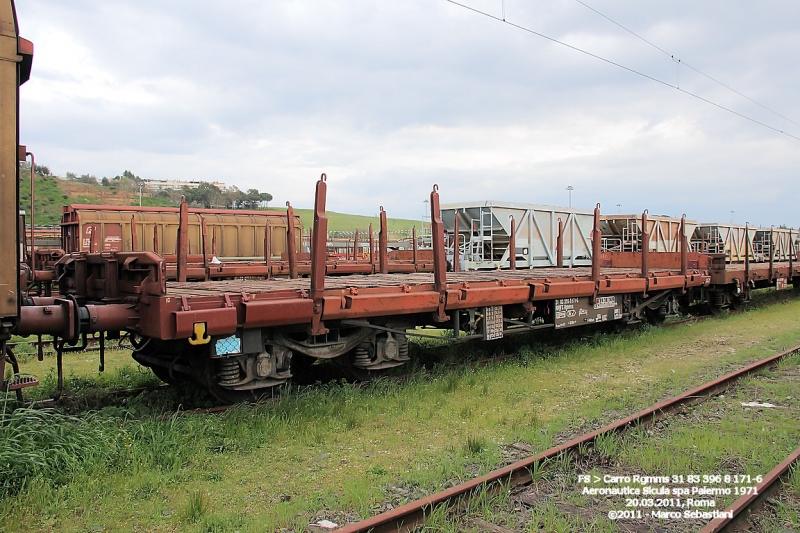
[16,0,800,227]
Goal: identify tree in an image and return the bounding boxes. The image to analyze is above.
[183,182,223,208]
[34,164,50,175]
[223,186,245,209]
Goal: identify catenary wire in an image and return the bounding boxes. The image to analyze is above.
[574,0,800,129]
[444,0,800,142]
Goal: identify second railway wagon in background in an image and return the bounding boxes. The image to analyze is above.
[61,204,303,261]
[441,201,595,270]
[692,223,795,263]
[601,214,698,254]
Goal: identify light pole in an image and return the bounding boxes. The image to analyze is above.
[423,199,429,229]
[730,211,734,223]
[616,203,621,214]
[139,183,143,207]
[566,186,573,208]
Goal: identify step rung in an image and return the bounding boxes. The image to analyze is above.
[7,376,39,391]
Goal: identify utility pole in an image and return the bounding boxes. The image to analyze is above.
[139,183,143,207]
[566,186,573,208]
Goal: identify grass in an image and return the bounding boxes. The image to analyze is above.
[274,207,421,235]
[1,293,800,531]
[532,351,800,532]
[19,172,69,225]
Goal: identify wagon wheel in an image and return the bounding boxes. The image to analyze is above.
[200,355,268,404]
[148,363,188,385]
[290,353,323,384]
[334,349,398,383]
[643,307,665,326]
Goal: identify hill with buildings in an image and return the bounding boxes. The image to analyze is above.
[19,165,420,233]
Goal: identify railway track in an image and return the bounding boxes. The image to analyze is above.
[334,345,800,533]
[699,445,800,532]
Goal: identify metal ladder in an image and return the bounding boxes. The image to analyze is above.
[621,221,640,252]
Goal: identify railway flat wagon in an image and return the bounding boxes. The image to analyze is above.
[441,201,594,270]
[3,0,800,405]
[60,204,303,262]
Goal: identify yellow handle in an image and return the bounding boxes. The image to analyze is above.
[188,322,211,345]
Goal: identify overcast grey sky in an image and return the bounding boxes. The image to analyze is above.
[16,1,800,227]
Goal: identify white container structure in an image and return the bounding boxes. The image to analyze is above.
[440,201,594,270]
[600,215,697,253]
[692,224,796,263]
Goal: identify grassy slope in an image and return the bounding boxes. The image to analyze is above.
[275,208,422,234]
[18,174,72,226]
[2,293,800,532]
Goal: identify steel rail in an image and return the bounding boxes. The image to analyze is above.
[335,345,800,533]
[699,445,800,532]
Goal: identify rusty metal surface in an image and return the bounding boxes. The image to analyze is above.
[0,0,25,326]
[336,345,800,533]
[699,445,800,532]
[135,264,710,340]
[309,175,329,335]
[165,267,652,295]
[60,204,302,261]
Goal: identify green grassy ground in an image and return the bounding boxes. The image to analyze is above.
[274,207,422,235]
[2,295,800,532]
[19,173,70,225]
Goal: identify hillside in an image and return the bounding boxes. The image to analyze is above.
[19,172,147,225]
[19,171,422,232]
[276,208,422,235]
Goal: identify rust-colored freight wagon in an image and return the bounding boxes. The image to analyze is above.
[60,205,303,262]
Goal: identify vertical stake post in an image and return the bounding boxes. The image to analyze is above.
[200,216,209,281]
[153,225,159,255]
[453,210,460,272]
[641,210,649,283]
[769,226,775,283]
[176,195,188,282]
[680,214,688,276]
[379,207,388,274]
[430,184,449,322]
[509,215,516,270]
[309,174,329,335]
[744,223,750,289]
[556,218,564,268]
[412,226,418,271]
[591,204,601,283]
[369,224,375,270]
[130,215,137,252]
[264,220,272,279]
[286,202,298,279]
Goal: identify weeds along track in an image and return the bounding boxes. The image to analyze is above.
[336,345,800,533]
[700,445,800,532]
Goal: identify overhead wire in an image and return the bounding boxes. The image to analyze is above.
[574,0,800,130]
[444,0,800,142]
